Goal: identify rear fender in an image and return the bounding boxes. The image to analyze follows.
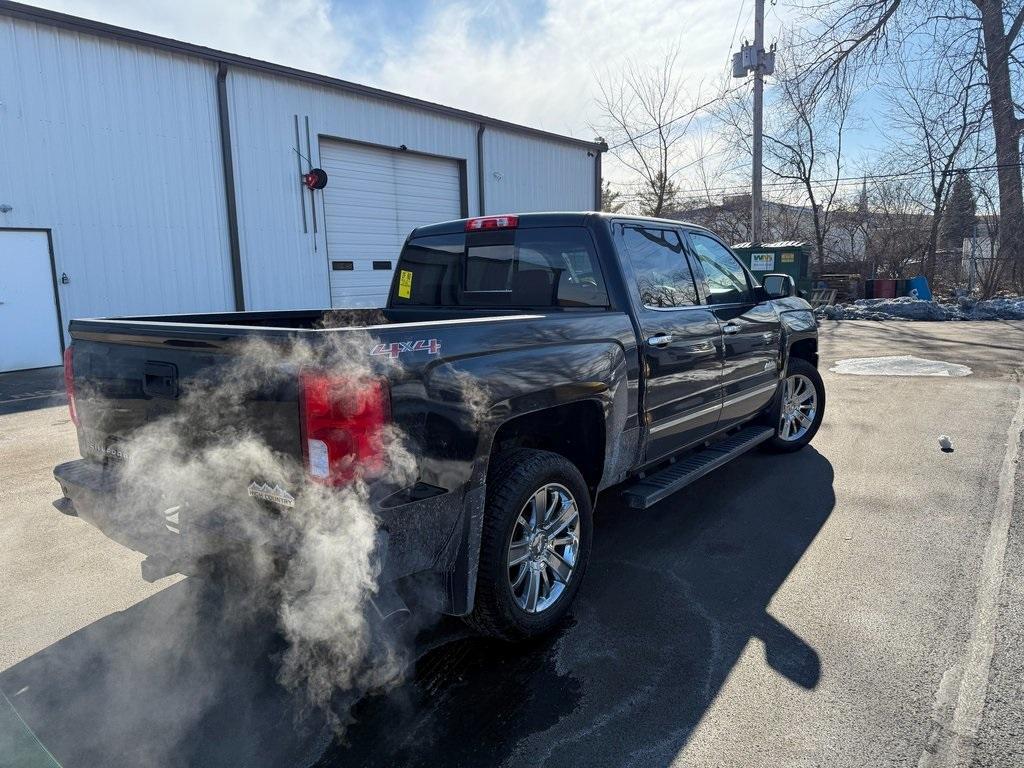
[425,341,636,616]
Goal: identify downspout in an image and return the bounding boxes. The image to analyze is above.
[594,140,608,211]
[216,62,245,311]
[476,123,486,216]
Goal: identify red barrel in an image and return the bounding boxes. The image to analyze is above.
[873,279,896,298]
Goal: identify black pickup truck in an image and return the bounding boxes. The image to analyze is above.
[55,212,823,640]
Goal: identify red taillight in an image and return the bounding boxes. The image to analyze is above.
[299,372,389,486]
[465,215,519,231]
[63,346,79,427]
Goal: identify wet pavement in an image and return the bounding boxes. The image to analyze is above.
[2,320,1023,767]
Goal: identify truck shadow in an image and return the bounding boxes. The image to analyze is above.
[319,446,835,767]
[0,366,66,417]
[0,575,333,768]
[0,447,833,768]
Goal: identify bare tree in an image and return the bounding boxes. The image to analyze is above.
[794,0,1024,291]
[974,171,1014,294]
[671,119,761,242]
[865,174,933,277]
[882,50,988,279]
[594,47,700,217]
[827,194,872,272]
[761,59,856,274]
[676,193,754,243]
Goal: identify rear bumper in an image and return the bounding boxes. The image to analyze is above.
[53,458,482,615]
[53,459,261,574]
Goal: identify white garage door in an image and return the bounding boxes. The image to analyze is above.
[0,230,62,373]
[319,140,463,308]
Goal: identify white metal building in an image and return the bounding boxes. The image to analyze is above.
[0,1,604,372]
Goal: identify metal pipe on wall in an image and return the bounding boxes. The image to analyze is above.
[216,62,245,311]
[476,123,486,215]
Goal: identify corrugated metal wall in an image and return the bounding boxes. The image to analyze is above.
[0,16,235,329]
[0,11,599,325]
[227,69,481,311]
[482,128,597,214]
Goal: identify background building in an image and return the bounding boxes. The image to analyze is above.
[0,1,603,372]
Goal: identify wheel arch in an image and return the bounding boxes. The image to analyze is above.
[788,337,819,370]
[488,398,607,496]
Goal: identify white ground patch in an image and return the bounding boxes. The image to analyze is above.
[830,355,973,377]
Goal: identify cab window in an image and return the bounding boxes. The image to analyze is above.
[621,226,699,309]
[688,232,754,305]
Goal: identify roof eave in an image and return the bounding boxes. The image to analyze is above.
[0,0,604,153]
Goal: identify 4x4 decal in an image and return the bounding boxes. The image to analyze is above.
[370,338,441,359]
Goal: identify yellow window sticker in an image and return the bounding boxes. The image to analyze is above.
[398,269,413,299]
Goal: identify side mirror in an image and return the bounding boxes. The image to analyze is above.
[763,273,795,300]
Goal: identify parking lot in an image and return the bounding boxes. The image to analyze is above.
[2,320,1023,768]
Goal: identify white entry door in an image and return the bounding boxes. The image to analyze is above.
[319,140,462,308]
[0,231,63,372]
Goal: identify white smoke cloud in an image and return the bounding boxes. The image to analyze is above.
[71,328,423,737]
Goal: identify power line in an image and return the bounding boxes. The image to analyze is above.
[605,83,750,151]
[725,0,748,72]
[607,159,1021,199]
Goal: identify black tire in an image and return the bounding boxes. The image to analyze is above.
[465,448,593,640]
[763,357,826,453]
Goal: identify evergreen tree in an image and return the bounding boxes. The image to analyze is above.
[941,171,976,249]
[636,171,679,218]
[601,181,624,213]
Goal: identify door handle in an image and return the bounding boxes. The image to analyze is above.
[723,323,741,335]
[646,333,674,348]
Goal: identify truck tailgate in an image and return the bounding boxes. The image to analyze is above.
[71,332,302,467]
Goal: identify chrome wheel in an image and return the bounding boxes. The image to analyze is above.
[507,483,580,614]
[778,373,818,442]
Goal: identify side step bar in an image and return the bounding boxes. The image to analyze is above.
[621,425,775,509]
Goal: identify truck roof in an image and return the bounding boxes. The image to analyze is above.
[409,211,711,238]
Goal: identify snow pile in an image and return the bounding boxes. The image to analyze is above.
[961,296,1024,320]
[830,355,972,377]
[816,295,1024,321]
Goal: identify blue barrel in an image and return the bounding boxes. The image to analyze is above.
[908,275,932,300]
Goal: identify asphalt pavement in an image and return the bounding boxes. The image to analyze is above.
[1,320,1022,768]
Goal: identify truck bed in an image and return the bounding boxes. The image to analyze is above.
[91,306,547,331]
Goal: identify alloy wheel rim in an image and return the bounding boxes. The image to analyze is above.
[506,483,580,614]
[778,373,817,442]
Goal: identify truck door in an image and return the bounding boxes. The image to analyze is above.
[617,223,724,463]
[684,230,781,430]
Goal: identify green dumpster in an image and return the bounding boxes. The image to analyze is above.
[731,241,809,286]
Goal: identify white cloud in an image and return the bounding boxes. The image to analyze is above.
[33,0,350,73]
[33,0,755,132]
[32,0,781,190]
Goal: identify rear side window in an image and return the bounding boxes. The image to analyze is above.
[391,227,609,308]
[621,226,699,309]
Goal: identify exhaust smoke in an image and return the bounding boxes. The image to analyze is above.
[44,329,430,754]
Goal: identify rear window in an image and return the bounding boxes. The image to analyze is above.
[390,227,609,308]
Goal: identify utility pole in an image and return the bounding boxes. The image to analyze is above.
[968,222,978,294]
[733,0,773,244]
[751,0,764,244]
